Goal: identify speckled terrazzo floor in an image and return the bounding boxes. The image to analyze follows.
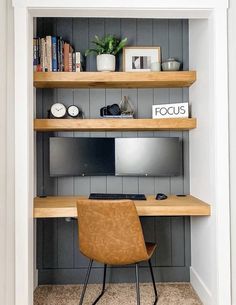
[34,283,202,305]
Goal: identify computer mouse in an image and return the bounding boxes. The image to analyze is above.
[156,193,168,200]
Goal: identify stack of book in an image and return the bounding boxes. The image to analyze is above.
[33,36,82,72]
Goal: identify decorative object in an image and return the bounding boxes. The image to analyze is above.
[151,62,161,72]
[96,54,116,72]
[50,102,67,118]
[119,96,135,115]
[123,46,161,72]
[162,58,181,71]
[100,104,121,116]
[67,105,80,118]
[152,102,189,119]
[85,35,127,72]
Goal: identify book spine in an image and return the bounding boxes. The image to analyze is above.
[40,38,46,72]
[69,52,72,72]
[75,52,81,72]
[46,35,52,72]
[57,37,61,71]
[60,39,64,71]
[69,45,73,72]
[33,38,37,71]
[64,42,70,72]
[72,53,76,72]
[52,36,57,72]
[36,39,41,71]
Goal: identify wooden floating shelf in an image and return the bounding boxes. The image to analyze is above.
[34,195,211,218]
[34,71,196,89]
[34,118,197,132]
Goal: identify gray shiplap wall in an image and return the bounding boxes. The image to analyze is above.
[36,18,190,284]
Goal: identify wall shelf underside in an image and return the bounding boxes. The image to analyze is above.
[34,71,196,88]
[34,118,197,132]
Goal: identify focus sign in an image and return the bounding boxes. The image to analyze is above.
[152,102,189,119]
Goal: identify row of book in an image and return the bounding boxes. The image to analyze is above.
[33,36,82,72]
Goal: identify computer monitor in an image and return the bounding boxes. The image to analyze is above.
[49,137,115,176]
[49,137,181,177]
[115,137,181,176]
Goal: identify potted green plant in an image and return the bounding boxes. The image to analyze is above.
[85,34,127,72]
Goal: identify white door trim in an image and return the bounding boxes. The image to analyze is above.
[12,3,230,305]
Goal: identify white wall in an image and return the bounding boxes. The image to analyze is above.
[189,13,230,305]
[228,0,236,304]
[0,1,15,305]
[189,19,216,305]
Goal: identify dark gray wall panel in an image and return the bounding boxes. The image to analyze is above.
[57,218,74,268]
[42,219,58,269]
[36,18,190,284]
[155,217,172,267]
[88,18,105,71]
[73,18,89,56]
[171,217,185,266]
[38,266,190,285]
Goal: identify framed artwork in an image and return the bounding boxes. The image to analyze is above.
[123,46,161,72]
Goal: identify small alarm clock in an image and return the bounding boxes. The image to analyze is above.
[67,105,80,118]
[50,103,66,118]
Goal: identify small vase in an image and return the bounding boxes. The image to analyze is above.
[97,54,116,72]
[120,96,135,115]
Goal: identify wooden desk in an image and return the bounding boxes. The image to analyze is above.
[34,195,211,218]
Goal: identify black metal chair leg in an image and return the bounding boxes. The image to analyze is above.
[135,263,141,305]
[91,264,107,305]
[148,259,158,304]
[79,259,93,305]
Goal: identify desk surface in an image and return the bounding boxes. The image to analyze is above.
[34,195,211,218]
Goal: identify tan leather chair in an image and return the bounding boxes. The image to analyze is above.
[77,199,158,305]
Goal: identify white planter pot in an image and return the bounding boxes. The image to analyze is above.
[97,54,116,72]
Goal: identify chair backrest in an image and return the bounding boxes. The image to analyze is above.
[77,199,149,265]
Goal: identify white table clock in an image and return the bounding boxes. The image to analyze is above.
[50,103,67,118]
[67,105,80,118]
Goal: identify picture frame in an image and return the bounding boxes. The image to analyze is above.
[123,46,161,72]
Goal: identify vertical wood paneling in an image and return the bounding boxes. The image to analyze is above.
[88,19,105,71]
[155,217,172,267]
[105,89,122,138]
[42,89,57,195]
[138,177,155,195]
[74,176,90,196]
[73,220,90,268]
[73,89,90,135]
[72,18,89,55]
[106,176,123,193]
[136,20,156,247]
[42,219,58,268]
[36,219,43,269]
[37,18,190,284]
[171,217,185,266]
[121,19,137,46]
[36,89,44,195]
[104,18,121,71]
[56,17,74,200]
[184,217,191,266]
[122,177,139,194]
[168,20,185,196]
[57,218,74,268]
[137,19,153,46]
[105,88,123,192]
[182,20,189,71]
[140,216,155,265]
